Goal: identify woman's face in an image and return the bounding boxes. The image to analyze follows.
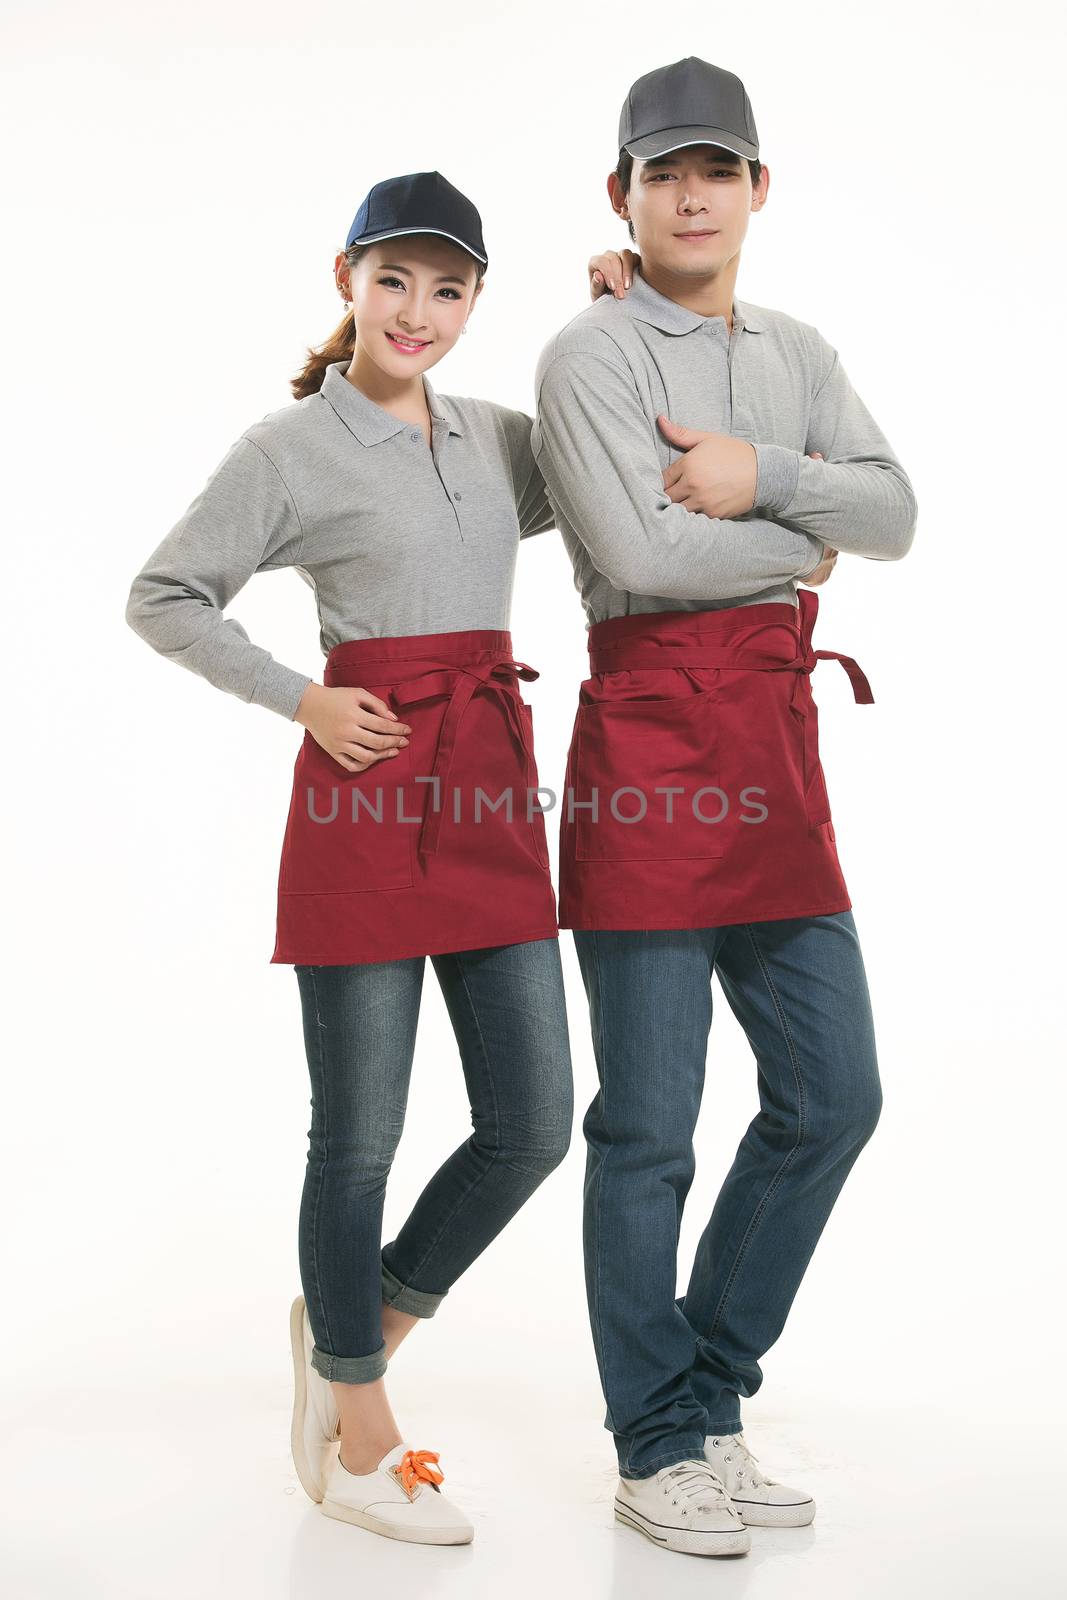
[342,235,482,378]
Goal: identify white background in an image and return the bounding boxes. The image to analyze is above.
[3,1,1064,1595]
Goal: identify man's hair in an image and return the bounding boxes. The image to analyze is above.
[614,147,763,244]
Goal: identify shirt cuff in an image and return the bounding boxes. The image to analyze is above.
[796,538,826,580]
[249,662,314,721]
[753,444,801,513]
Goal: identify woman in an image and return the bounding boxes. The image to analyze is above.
[125,170,630,1548]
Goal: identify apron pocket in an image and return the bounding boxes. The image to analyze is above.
[793,688,833,829]
[520,701,551,870]
[278,731,415,895]
[573,689,728,862]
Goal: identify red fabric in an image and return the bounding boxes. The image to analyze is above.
[271,629,558,965]
[557,589,873,930]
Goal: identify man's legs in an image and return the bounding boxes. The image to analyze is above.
[679,910,883,1427]
[572,927,724,1479]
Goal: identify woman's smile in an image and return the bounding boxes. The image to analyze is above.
[386,331,431,353]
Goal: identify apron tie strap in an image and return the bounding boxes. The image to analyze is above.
[391,657,540,857]
[794,588,874,704]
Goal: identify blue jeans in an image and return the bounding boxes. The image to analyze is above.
[572,910,882,1478]
[295,937,573,1383]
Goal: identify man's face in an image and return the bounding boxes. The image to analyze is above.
[619,144,766,276]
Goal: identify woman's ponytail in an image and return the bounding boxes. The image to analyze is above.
[289,244,366,399]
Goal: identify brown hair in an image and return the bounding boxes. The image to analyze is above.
[290,240,488,400]
[613,148,763,245]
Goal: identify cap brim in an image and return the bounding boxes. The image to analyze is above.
[344,225,487,265]
[622,126,759,162]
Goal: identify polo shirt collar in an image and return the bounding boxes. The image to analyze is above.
[623,268,766,334]
[321,360,464,446]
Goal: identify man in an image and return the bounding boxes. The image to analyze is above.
[531,56,916,1560]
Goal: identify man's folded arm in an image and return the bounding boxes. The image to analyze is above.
[751,334,918,561]
[532,348,823,600]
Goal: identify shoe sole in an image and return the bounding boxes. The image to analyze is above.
[736,1498,816,1527]
[289,1294,331,1504]
[614,1499,750,1557]
[320,1495,474,1544]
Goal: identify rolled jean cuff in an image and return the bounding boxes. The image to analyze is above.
[620,1441,711,1480]
[310,1338,387,1384]
[705,1420,743,1439]
[380,1260,446,1318]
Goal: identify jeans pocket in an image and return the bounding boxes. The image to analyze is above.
[573,689,728,862]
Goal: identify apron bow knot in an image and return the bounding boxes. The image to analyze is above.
[391,655,540,857]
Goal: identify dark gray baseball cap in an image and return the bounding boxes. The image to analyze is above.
[618,56,760,163]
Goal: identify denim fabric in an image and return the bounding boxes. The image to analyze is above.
[572,910,882,1478]
[295,937,573,1384]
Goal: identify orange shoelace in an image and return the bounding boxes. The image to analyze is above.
[397,1448,444,1497]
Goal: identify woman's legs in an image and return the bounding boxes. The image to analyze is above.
[295,937,573,1473]
[378,935,574,1309]
[295,959,426,1472]
[329,1306,421,1476]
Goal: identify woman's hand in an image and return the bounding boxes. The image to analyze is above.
[800,545,839,586]
[588,248,641,301]
[795,452,838,586]
[293,683,411,773]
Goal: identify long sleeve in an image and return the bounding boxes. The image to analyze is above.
[497,405,557,540]
[533,348,824,600]
[751,334,917,560]
[125,434,314,720]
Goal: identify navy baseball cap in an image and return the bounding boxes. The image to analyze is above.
[344,171,488,268]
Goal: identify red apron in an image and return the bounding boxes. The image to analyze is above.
[271,628,558,965]
[558,589,874,931]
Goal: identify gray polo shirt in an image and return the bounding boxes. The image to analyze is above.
[530,267,917,625]
[124,359,555,719]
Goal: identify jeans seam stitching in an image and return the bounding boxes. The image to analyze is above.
[306,964,333,1370]
[706,923,808,1343]
[585,930,616,1435]
[397,949,501,1291]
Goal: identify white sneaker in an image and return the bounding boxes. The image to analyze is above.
[614,1458,750,1557]
[320,1441,474,1545]
[704,1432,816,1526]
[289,1294,340,1502]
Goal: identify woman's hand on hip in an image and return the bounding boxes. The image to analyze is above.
[293,683,411,772]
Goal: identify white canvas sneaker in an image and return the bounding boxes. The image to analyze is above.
[704,1432,816,1526]
[614,1458,751,1557]
[289,1294,341,1502]
[319,1440,474,1545]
